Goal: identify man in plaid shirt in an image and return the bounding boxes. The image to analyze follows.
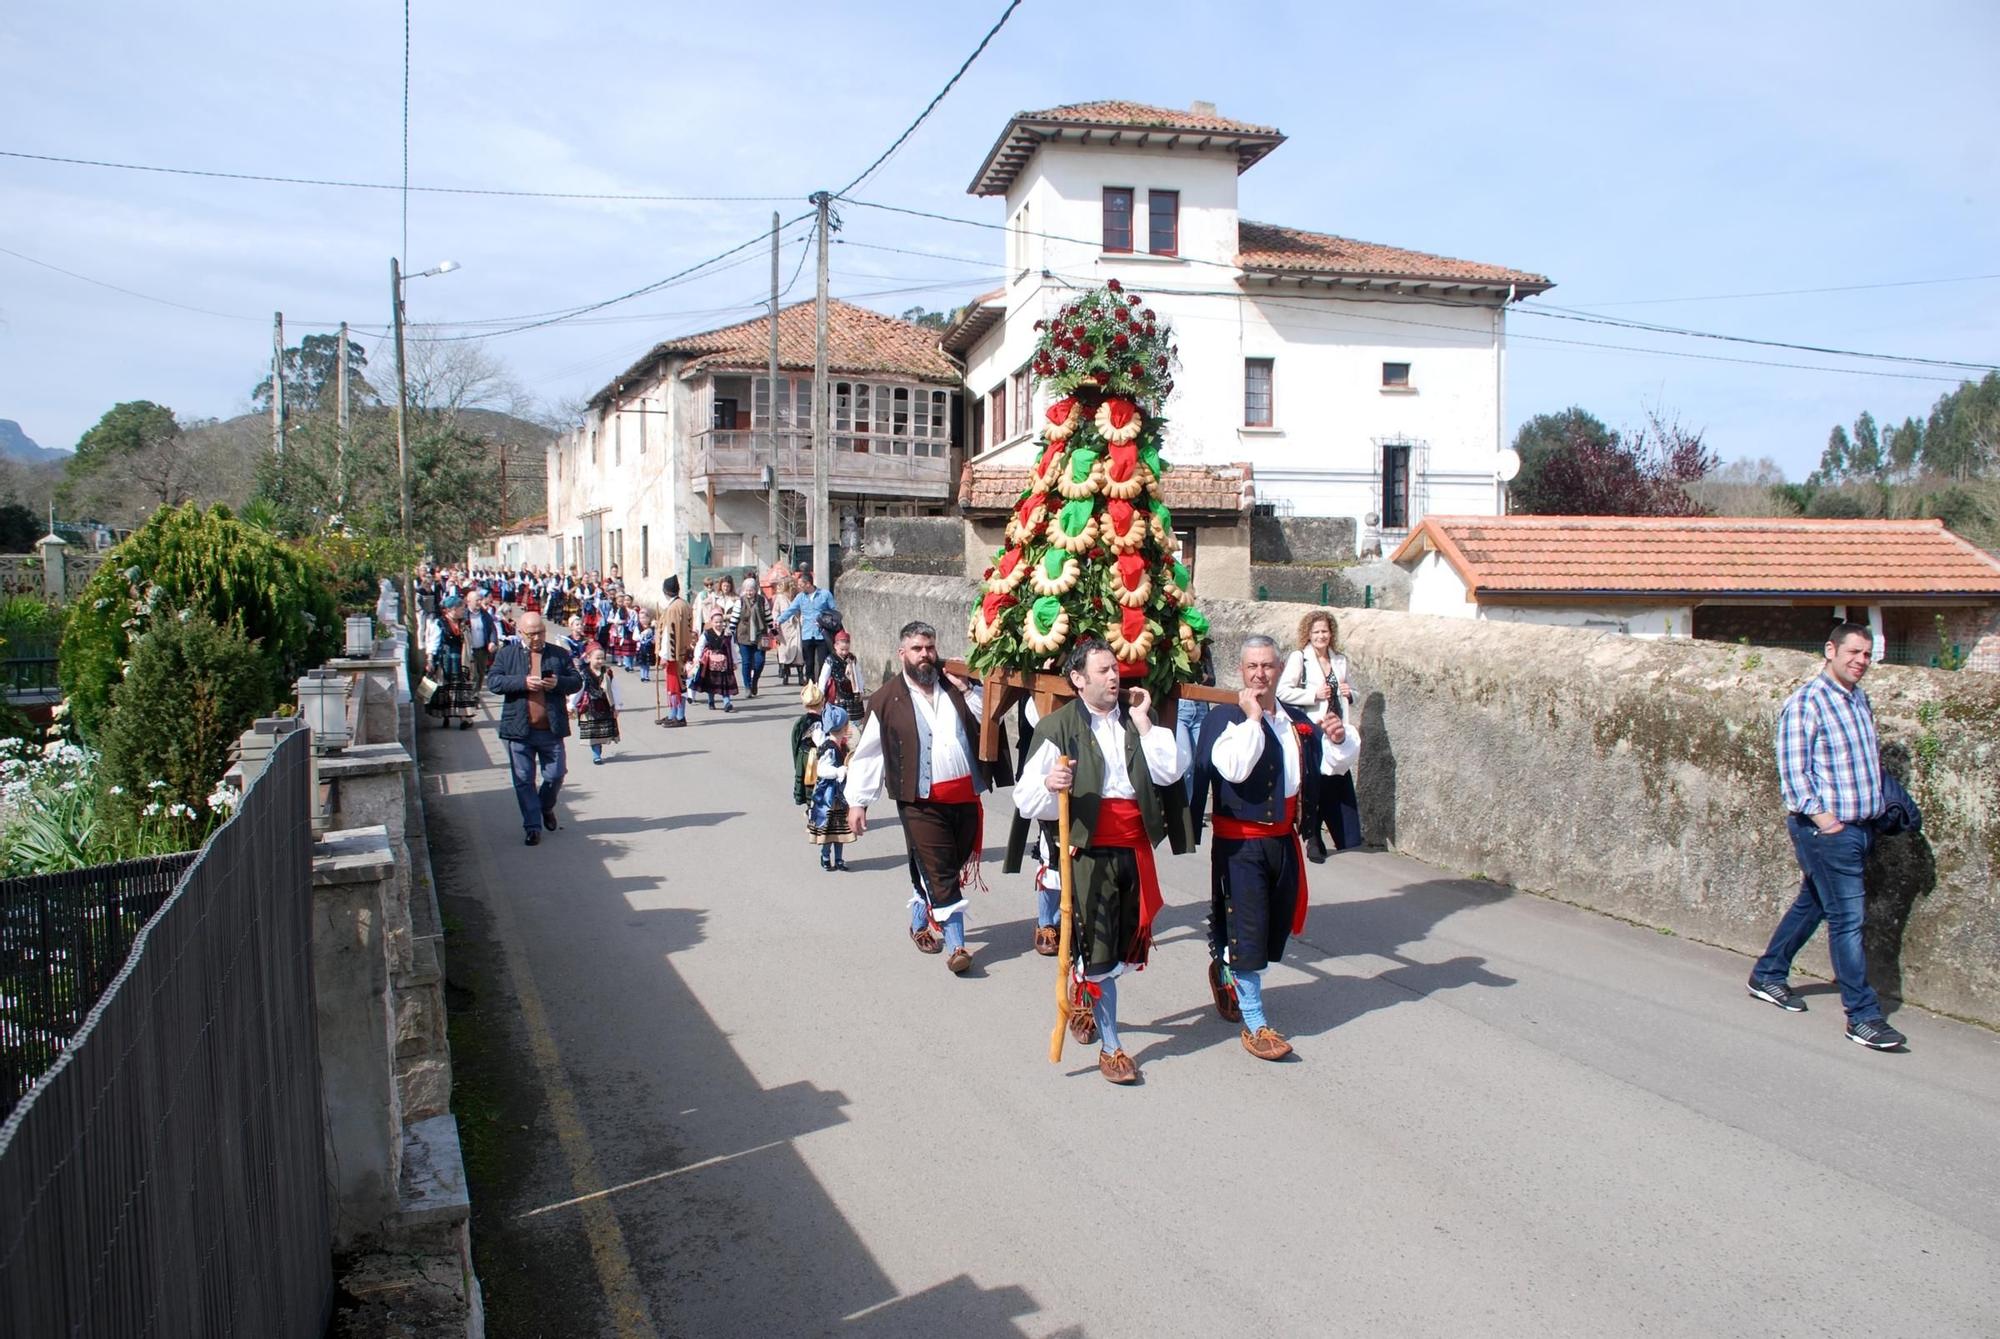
[1746,621,1906,1050]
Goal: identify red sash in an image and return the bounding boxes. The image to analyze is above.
[1211,794,1310,934]
[924,774,984,889]
[1091,798,1164,951]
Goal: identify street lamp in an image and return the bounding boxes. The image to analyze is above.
[391,256,460,640]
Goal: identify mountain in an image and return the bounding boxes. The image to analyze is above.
[0,420,71,464]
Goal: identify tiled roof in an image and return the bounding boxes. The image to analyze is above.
[962,459,1251,517]
[591,300,958,406]
[1392,515,2000,598]
[1238,221,1551,292]
[940,288,1005,356]
[971,101,1285,196]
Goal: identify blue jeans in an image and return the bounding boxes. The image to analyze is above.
[1753,816,1881,1021]
[738,643,766,691]
[1091,976,1122,1054]
[1036,883,1060,928]
[911,900,966,953]
[505,729,567,834]
[1232,967,1268,1033]
[1177,697,1211,803]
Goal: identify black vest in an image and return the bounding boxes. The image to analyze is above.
[1192,704,1321,826]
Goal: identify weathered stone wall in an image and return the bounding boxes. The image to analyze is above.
[835,571,2000,1026]
[1251,514,1358,563]
[858,516,966,577]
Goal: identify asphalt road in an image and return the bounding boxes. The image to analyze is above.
[424,688,2000,1339]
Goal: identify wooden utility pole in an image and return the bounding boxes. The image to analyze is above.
[810,192,831,587]
[767,210,782,569]
[271,311,286,455]
[335,320,350,515]
[392,257,413,633]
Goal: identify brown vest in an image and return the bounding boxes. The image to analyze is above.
[865,674,1011,803]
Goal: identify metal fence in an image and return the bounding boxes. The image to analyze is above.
[1,851,198,1108]
[0,730,331,1337]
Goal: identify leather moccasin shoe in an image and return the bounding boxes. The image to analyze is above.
[1097,1049,1138,1085]
[1033,926,1059,957]
[1208,959,1242,1024]
[1067,1008,1098,1046]
[1240,1027,1293,1062]
[909,926,942,955]
[946,948,973,975]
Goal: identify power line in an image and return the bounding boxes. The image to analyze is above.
[1565,273,2000,308]
[401,0,411,265]
[834,0,1024,197]
[1518,303,1999,373]
[834,237,999,269]
[0,242,353,327]
[0,148,799,203]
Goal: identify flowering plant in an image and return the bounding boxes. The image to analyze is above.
[1028,279,1178,410]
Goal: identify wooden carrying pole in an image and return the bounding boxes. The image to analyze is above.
[1048,755,1077,1063]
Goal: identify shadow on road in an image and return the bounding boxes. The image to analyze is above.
[425,709,1065,1338]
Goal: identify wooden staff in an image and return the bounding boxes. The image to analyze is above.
[1048,754,1077,1064]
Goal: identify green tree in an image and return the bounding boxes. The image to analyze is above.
[1509,407,1712,516]
[253,333,379,414]
[0,502,40,553]
[1887,416,1925,477]
[60,503,339,738]
[72,400,178,468]
[1815,424,1851,484]
[1923,371,2000,481]
[98,612,269,848]
[900,306,953,331]
[1848,411,1882,478]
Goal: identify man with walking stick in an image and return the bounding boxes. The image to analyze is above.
[1012,638,1191,1085]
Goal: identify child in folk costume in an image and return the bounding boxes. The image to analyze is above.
[635,613,655,683]
[691,609,739,711]
[572,645,624,763]
[807,705,857,871]
[609,607,638,670]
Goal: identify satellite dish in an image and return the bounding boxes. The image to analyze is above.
[1496,449,1522,482]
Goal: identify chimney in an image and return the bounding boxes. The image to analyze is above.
[1190,100,1217,117]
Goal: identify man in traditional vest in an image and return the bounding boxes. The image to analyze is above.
[845,621,1011,975]
[656,575,695,728]
[1013,639,1193,1085]
[1191,634,1355,1061]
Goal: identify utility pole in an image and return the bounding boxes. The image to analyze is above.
[766,210,782,570]
[335,320,350,516]
[392,257,413,634]
[271,311,286,455]
[810,192,831,588]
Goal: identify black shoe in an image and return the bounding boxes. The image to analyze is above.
[1846,1018,1907,1050]
[1747,978,1806,1012]
[1304,835,1329,864]
[523,830,539,846]
[541,806,559,831]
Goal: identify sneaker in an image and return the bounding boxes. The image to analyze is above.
[1846,1018,1907,1050]
[1747,978,1806,1012]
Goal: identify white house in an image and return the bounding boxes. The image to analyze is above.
[942,100,1552,557]
[547,300,962,595]
[1392,514,2000,669]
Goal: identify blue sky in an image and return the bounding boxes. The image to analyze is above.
[2,1,1994,480]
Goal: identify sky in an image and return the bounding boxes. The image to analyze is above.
[2,1,1996,481]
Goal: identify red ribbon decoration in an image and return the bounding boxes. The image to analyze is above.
[980,590,1017,624]
[1106,497,1136,533]
[1103,398,1137,430]
[1047,396,1077,427]
[998,546,1024,576]
[1092,798,1162,965]
[1106,440,1138,483]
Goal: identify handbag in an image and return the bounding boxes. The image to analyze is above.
[416,675,440,704]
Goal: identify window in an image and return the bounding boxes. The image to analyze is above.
[1011,200,1032,276]
[1382,444,1412,530]
[610,529,623,575]
[1244,358,1274,427]
[1102,187,1134,253]
[1148,190,1179,256]
[1011,366,1031,438]
[712,398,738,431]
[1382,362,1412,390]
[640,525,650,578]
[989,384,1008,447]
[613,411,622,466]
[589,426,598,465]
[554,536,565,570]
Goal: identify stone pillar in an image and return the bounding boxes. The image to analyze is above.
[36,531,66,601]
[326,658,402,746]
[312,825,402,1248]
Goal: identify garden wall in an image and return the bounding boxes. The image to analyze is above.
[835,571,2000,1027]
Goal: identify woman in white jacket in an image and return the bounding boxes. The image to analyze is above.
[1277,609,1362,859]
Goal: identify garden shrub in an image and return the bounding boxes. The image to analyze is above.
[97,612,268,848]
[61,503,339,738]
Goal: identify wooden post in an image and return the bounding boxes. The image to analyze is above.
[335,321,349,514]
[767,210,782,567]
[272,311,286,455]
[810,191,831,587]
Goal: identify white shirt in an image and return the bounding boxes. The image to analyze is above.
[1214,705,1360,786]
[1013,702,1191,822]
[844,674,985,810]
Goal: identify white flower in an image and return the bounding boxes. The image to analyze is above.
[205,783,239,814]
[94,598,111,611]
[41,739,63,760]
[148,779,168,790]
[50,700,69,719]
[168,802,195,819]
[143,801,163,817]
[58,780,77,793]
[107,784,125,796]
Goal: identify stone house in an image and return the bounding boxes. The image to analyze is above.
[547,300,962,590]
[1392,514,2000,669]
[942,99,1551,558]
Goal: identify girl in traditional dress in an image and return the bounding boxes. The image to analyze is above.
[816,629,866,719]
[426,600,480,729]
[573,645,623,763]
[807,705,856,870]
[691,608,739,711]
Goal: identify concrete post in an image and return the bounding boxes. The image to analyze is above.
[35,531,66,601]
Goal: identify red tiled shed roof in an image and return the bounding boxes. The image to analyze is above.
[971,101,1285,196]
[1392,515,2000,599]
[1238,221,1551,293]
[591,299,958,407]
[962,459,1251,517]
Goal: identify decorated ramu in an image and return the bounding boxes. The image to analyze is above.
[967,282,1211,691]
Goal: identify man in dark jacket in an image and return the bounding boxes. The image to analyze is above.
[486,611,582,846]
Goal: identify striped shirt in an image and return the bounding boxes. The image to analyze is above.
[1776,671,1882,822]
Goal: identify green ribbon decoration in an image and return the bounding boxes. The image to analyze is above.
[1031,595,1065,634]
[1041,548,1069,580]
[1180,608,1210,638]
[1139,444,1163,478]
[1150,500,1174,530]
[1056,498,1095,535]
[1172,561,1190,590]
[1068,446,1103,483]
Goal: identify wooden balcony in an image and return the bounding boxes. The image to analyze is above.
[692,429,952,501]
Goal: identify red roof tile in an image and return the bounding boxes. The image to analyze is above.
[971,101,1285,196]
[1238,221,1551,292]
[962,459,1251,516]
[1393,516,2000,599]
[592,300,958,406]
